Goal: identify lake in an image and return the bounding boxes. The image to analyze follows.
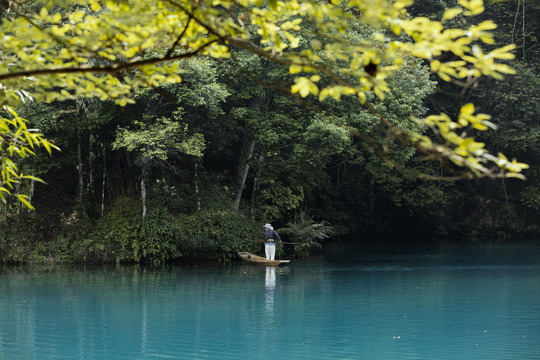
[1,240,540,359]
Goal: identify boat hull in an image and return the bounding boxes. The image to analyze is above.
[238,252,290,266]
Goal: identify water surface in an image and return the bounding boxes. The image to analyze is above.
[1,240,540,359]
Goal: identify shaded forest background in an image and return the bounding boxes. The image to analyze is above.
[1,0,539,263]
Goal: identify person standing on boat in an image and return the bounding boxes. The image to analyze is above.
[264,223,282,261]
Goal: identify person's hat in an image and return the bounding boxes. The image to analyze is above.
[264,223,272,229]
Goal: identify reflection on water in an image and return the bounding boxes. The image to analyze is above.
[1,241,540,359]
[141,298,148,353]
[265,267,276,320]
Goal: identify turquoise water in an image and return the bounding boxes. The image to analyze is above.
[1,241,540,359]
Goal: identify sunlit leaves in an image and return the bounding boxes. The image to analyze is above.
[113,118,205,164]
[419,104,528,179]
[17,194,35,210]
[89,0,101,12]
[430,60,466,81]
[0,0,233,105]
[394,1,515,85]
[0,0,516,104]
[469,20,497,44]
[291,76,319,97]
[458,0,485,16]
[457,103,496,131]
[319,86,356,101]
[0,105,58,208]
[442,8,463,22]
[461,45,517,79]
[0,0,527,190]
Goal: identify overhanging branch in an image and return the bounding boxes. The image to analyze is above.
[0,41,217,81]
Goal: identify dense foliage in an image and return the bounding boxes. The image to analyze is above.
[0,0,538,263]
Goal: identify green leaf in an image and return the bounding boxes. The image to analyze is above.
[17,194,35,210]
[268,0,277,11]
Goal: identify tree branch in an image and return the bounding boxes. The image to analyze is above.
[165,15,193,59]
[0,41,217,81]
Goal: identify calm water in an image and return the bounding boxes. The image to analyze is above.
[1,241,540,359]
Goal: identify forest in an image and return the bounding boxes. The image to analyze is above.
[0,0,538,264]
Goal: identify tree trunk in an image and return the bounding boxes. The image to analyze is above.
[249,152,265,219]
[101,142,106,217]
[233,136,256,210]
[87,133,95,197]
[368,177,375,215]
[77,127,86,214]
[141,161,150,218]
[27,177,35,213]
[194,162,201,212]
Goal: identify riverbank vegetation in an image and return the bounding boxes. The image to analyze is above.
[0,0,538,263]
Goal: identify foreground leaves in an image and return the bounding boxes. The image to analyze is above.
[0,102,59,207]
[0,0,526,206]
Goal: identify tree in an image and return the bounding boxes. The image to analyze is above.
[112,113,205,217]
[0,0,528,209]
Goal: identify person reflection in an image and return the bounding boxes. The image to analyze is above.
[265,266,276,319]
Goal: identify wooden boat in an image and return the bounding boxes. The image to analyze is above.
[238,252,290,266]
